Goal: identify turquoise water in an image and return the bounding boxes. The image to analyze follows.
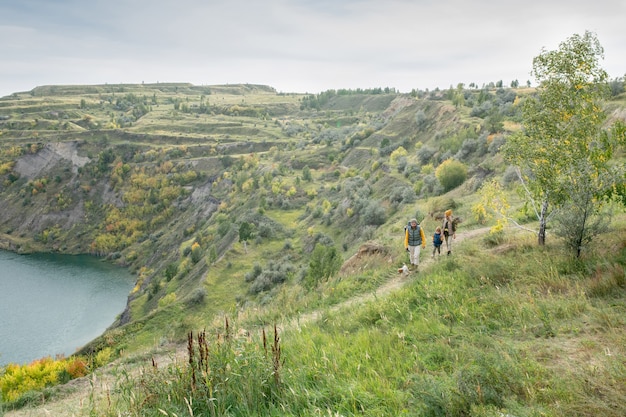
[0,250,134,366]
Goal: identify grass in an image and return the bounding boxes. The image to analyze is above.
[55,223,624,417]
[3,223,624,416]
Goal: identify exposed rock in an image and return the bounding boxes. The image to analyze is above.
[340,241,392,275]
[14,141,90,179]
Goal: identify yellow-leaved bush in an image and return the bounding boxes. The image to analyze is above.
[1,356,88,402]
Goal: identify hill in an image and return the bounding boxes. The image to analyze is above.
[1,82,492,336]
[1,81,625,416]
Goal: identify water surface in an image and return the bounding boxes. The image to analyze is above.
[0,250,134,366]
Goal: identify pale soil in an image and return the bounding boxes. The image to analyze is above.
[4,227,492,417]
[13,142,89,180]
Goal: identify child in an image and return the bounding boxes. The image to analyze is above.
[432,226,443,258]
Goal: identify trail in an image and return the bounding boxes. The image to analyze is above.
[5,227,492,417]
[291,226,491,326]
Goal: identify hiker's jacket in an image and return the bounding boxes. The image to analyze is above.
[405,223,426,248]
[442,217,456,236]
[433,232,442,247]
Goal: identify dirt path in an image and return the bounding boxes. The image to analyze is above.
[5,227,492,417]
[291,226,491,326]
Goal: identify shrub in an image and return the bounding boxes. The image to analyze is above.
[94,347,113,368]
[0,357,65,402]
[217,221,232,237]
[435,159,467,191]
[362,200,386,225]
[421,173,441,195]
[65,358,88,378]
[304,244,342,289]
[417,145,437,165]
[483,229,506,248]
[553,197,610,258]
[178,258,191,277]
[238,221,254,242]
[158,293,177,309]
[470,100,493,118]
[186,288,207,306]
[245,262,263,282]
[396,156,408,173]
[248,261,295,294]
[164,262,178,281]
[487,134,506,155]
[389,185,414,204]
[456,136,488,162]
[428,196,457,217]
[191,243,203,263]
[415,109,427,128]
[257,221,275,239]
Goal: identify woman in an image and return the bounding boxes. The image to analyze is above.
[442,209,456,255]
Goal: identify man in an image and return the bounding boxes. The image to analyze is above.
[404,218,426,270]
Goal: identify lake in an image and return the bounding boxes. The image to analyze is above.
[0,250,134,366]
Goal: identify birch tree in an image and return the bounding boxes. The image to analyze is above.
[503,31,622,246]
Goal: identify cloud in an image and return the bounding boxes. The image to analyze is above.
[0,0,624,97]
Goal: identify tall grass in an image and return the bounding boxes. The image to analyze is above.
[107,318,285,416]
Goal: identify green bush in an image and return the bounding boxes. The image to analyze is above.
[362,200,386,225]
[435,159,468,191]
[304,244,342,289]
[164,262,178,281]
[248,260,295,294]
[191,245,203,263]
[186,288,207,306]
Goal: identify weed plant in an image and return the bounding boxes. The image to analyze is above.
[107,319,285,416]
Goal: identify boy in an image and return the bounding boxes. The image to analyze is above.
[432,226,443,258]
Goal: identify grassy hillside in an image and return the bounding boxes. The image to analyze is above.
[1,82,625,416]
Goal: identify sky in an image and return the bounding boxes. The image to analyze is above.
[1,0,625,98]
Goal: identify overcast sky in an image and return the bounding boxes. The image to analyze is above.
[1,0,624,98]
